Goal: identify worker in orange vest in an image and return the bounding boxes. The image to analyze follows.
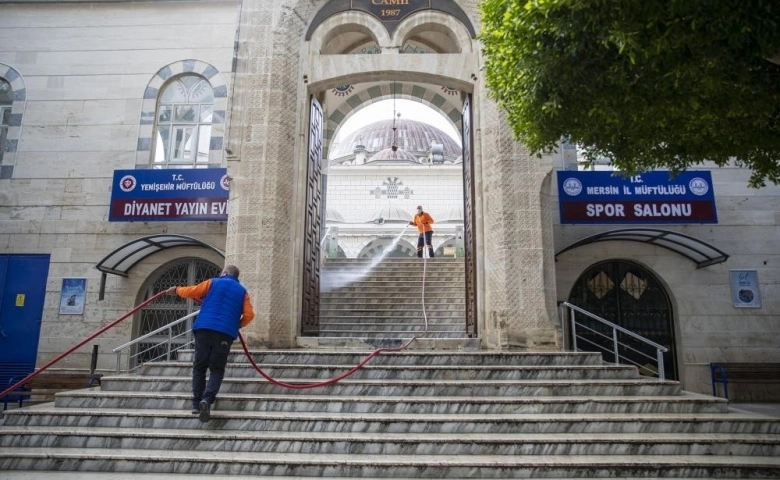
[409,205,435,258]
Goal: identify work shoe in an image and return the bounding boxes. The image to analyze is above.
[198,400,211,423]
[190,406,199,414]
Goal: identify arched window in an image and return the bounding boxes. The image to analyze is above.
[132,258,221,368]
[0,78,12,166]
[153,75,214,168]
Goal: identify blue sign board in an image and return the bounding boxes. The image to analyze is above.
[109,168,230,222]
[557,171,717,224]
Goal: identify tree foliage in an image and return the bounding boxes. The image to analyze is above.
[479,0,780,187]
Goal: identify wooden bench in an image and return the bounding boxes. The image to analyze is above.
[3,373,102,410]
[710,362,780,400]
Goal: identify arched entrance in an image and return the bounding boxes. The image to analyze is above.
[299,4,480,337]
[568,260,678,380]
[132,257,220,368]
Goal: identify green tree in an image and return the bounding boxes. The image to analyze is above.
[479,0,780,187]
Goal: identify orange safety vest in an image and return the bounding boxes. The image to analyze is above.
[411,212,434,233]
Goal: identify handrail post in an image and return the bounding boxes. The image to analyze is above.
[115,351,121,373]
[167,327,173,361]
[569,308,577,351]
[612,328,620,365]
[657,349,666,381]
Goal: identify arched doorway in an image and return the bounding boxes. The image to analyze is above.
[568,260,678,380]
[132,257,220,368]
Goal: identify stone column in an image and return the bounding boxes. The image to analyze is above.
[477,99,561,351]
[224,0,316,348]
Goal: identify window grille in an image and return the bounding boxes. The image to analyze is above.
[133,258,220,367]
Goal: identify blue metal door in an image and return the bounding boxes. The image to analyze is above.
[0,255,50,388]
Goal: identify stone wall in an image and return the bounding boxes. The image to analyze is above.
[0,1,235,370]
[554,166,780,395]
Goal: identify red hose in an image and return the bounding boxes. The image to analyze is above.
[237,251,430,389]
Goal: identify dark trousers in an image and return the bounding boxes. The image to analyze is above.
[192,329,233,407]
[417,231,434,258]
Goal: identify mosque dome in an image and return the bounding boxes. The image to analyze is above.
[326,208,345,223]
[369,206,412,224]
[368,147,419,164]
[439,206,464,223]
[330,119,461,161]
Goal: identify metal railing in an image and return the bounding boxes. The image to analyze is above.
[560,302,668,381]
[112,310,199,373]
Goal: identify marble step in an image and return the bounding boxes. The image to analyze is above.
[316,331,470,339]
[317,317,464,324]
[136,362,642,380]
[320,298,466,305]
[95,377,681,397]
[320,293,466,300]
[4,408,778,434]
[318,309,465,318]
[316,323,465,332]
[0,475,767,480]
[3,427,778,456]
[323,257,465,269]
[303,337,481,350]
[317,319,465,327]
[175,350,606,366]
[322,285,465,294]
[322,272,465,278]
[54,391,728,415]
[1,448,778,477]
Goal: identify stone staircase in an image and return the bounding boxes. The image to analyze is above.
[320,257,468,339]
[1,349,779,478]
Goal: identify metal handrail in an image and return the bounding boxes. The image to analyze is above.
[112,310,199,373]
[560,302,668,381]
[0,291,167,401]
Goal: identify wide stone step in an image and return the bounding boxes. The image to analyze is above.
[136,362,641,380]
[321,303,465,310]
[317,318,464,326]
[317,331,470,339]
[318,310,465,318]
[323,272,464,280]
[89,376,682,397]
[320,293,465,301]
[0,475,767,480]
[175,350,606,366]
[54,391,728,415]
[320,294,464,308]
[1,448,778,477]
[4,408,778,434]
[323,285,465,294]
[3,427,778,456]
[316,324,465,332]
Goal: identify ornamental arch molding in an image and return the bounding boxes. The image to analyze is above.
[392,11,474,53]
[309,11,390,54]
[135,59,229,168]
[0,63,26,179]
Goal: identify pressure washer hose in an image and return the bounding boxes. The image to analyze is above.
[237,224,430,389]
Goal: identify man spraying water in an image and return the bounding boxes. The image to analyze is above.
[410,205,435,258]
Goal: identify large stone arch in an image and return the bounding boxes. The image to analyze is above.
[226,0,561,351]
[323,81,463,159]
